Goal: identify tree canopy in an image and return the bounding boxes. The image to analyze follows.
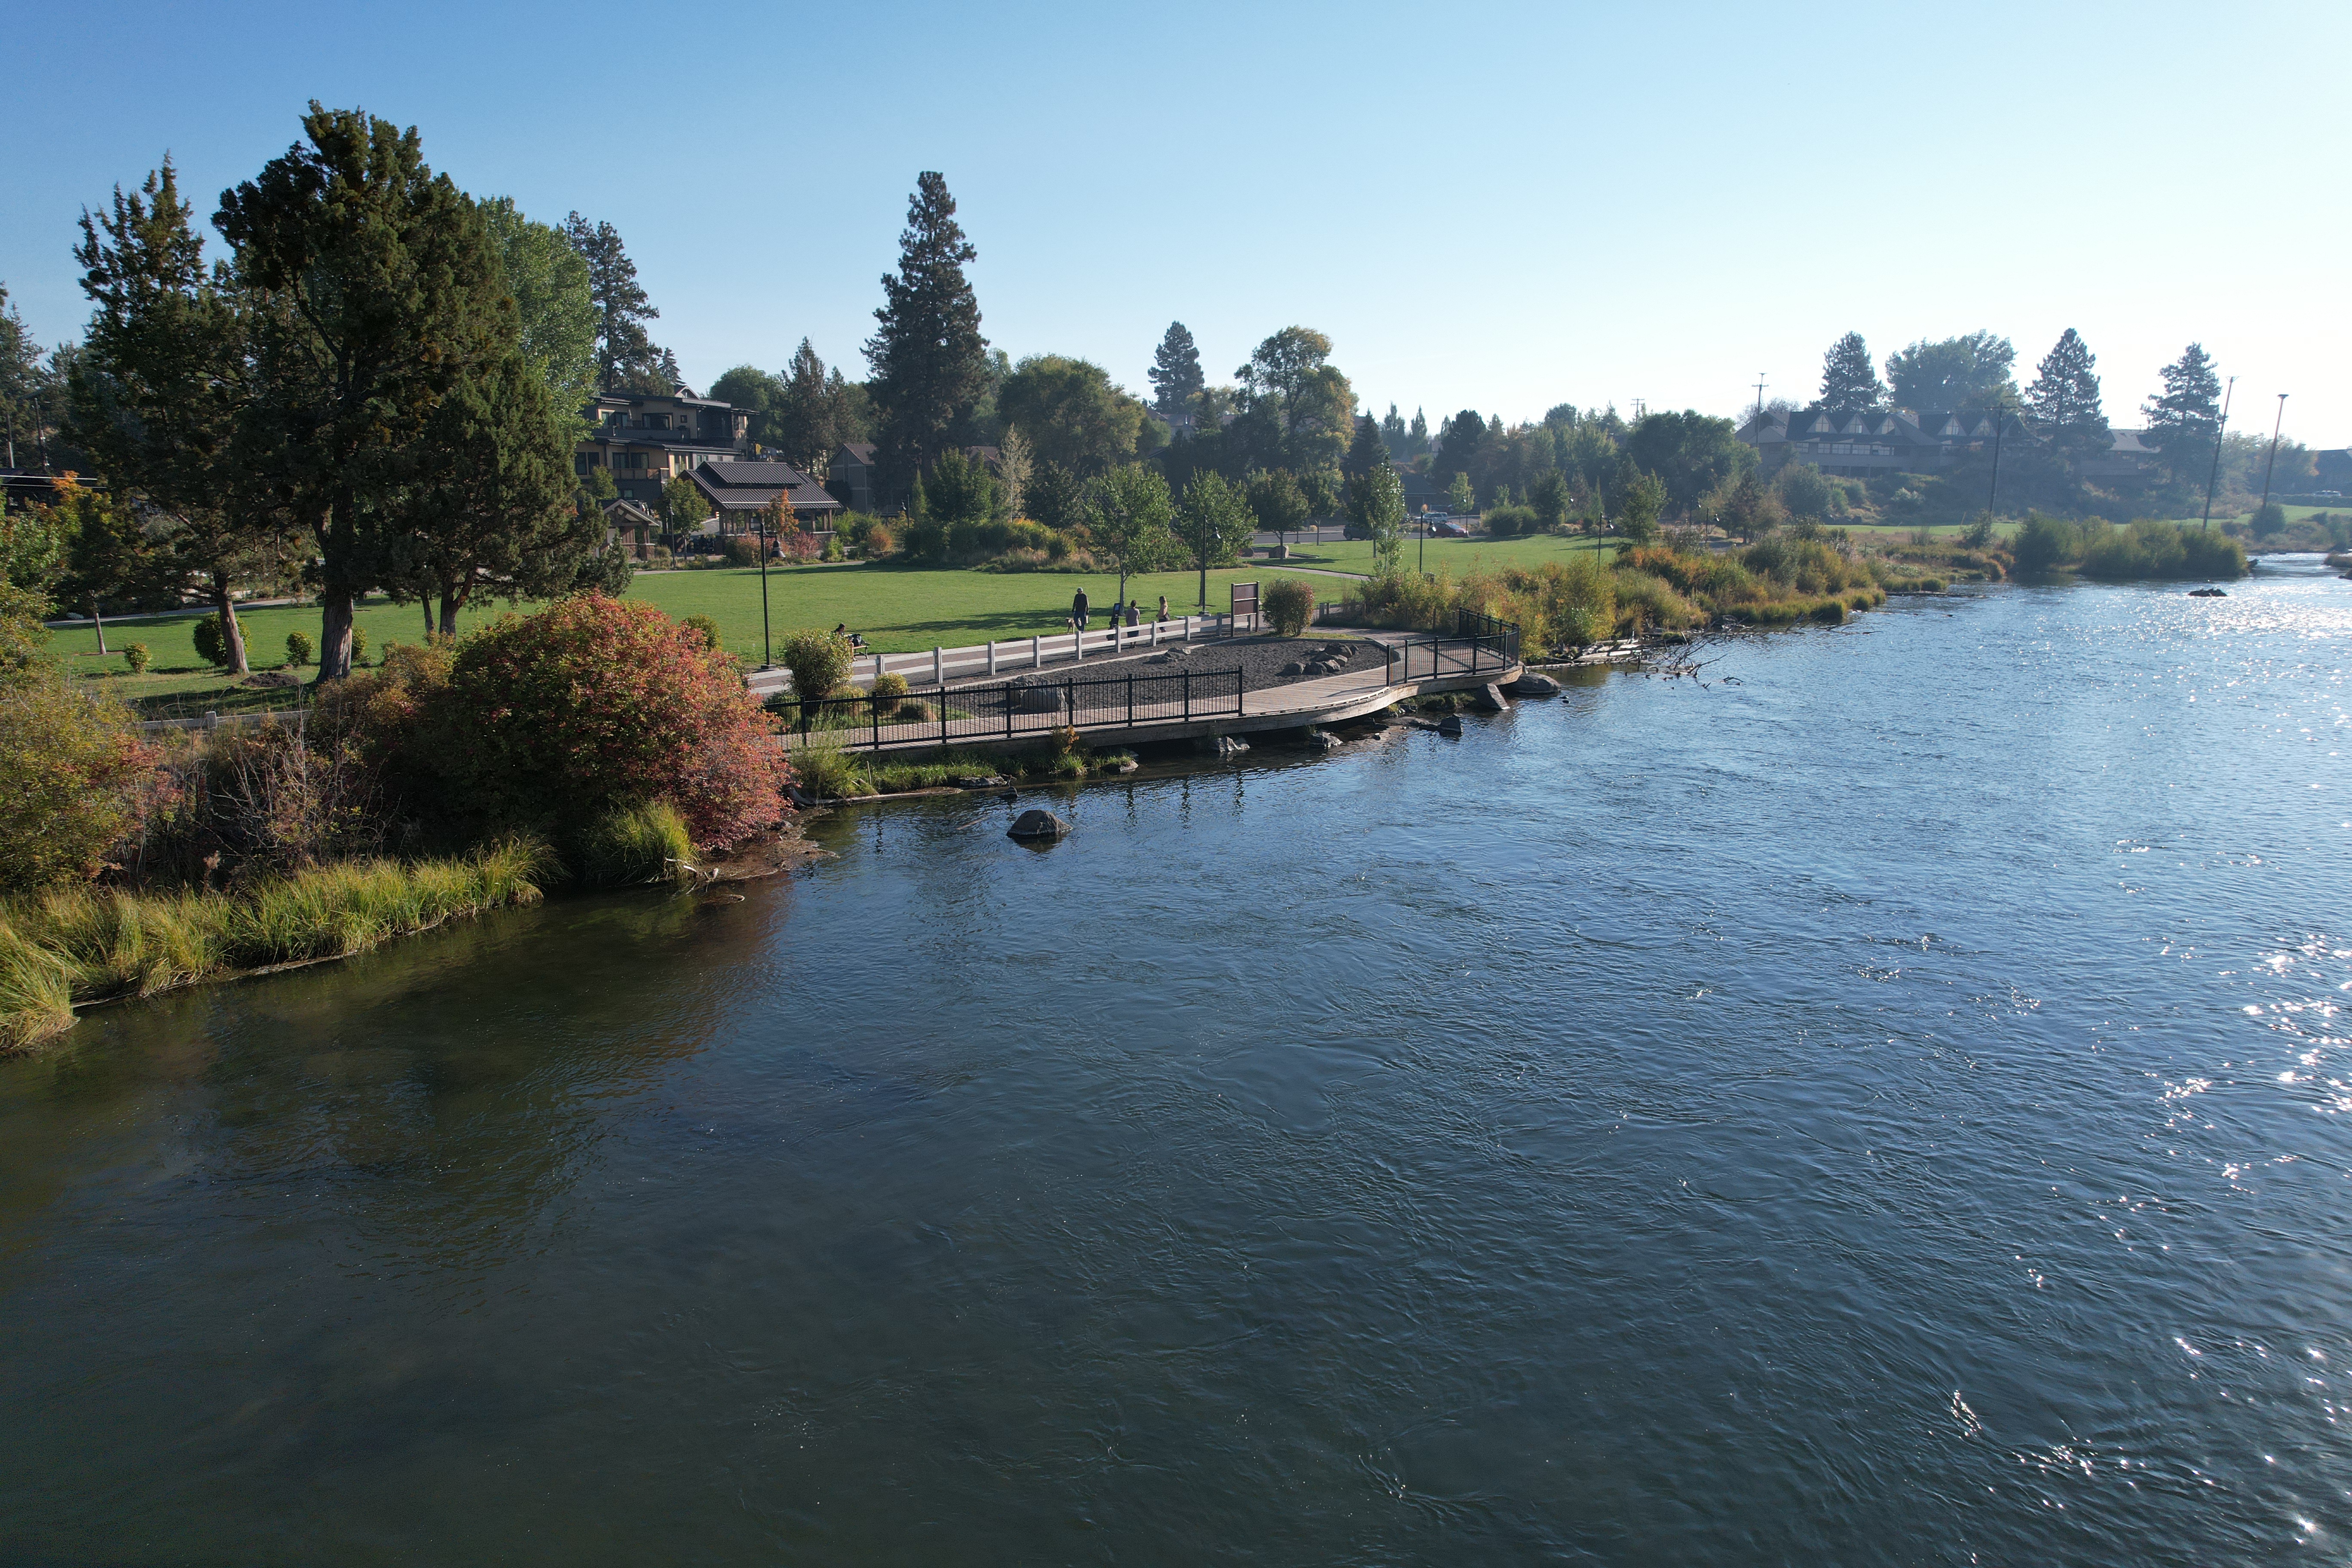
[1884,331,2016,414]
[1232,327,1354,473]
[996,354,1147,476]
[1620,410,1752,514]
[482,198,597,426]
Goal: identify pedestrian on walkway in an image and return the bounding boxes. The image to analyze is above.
[1071,588,1090,631]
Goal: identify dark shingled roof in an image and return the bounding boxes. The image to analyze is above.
[687,460,842,515]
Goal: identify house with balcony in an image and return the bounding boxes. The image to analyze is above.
[576,391,752,506]
[1737,406,2024,477]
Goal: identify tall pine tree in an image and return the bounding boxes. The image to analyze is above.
[68,157,281,674]
[2142,343,2223,484]
[216,105,521,678]
[1817,331,1883,415]
[865,172,988,502]
[2024,328,2109,464]
[561,213,671,393]
[1148,322,1204,424]
[1344,411,1389,481]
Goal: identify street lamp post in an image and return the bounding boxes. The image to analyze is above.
[1986,402,2007,517]
[757,505,773,670]
[2257,393,2289,515]
[2200,377,2236,530]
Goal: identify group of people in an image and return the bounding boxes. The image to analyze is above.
[1067,590,1170,632]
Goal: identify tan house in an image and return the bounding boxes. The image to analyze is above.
[576,391,752,506]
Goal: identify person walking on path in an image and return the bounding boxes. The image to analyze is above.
[1157,594,1168,622]
[1071,588,1090,631]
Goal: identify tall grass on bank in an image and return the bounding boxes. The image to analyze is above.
[570,801,697,888]
[0,840,548,1052]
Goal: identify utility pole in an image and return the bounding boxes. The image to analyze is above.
[1986,403,2006,516]
[2200,377,2235,530]
[2257,393,2288,514]
[1752,376,1767,421]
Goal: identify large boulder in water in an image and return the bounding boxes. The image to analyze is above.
[1506,671,1562,696]
[1007,808,1070,841]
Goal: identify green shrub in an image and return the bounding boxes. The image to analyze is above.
[724,534,767,568]
[1483,503,1540,539]
[1264,577,1317,637]
[413,597,788,850]
[2251,502,2287,538]
[870,670,909,719]
[194,616,228,668]
[2079,520,2249,580]
[897,699,932,724]
[683,613,723,652]
[821,534,844,563]
[349,627,368,667]
[285,629,313,666]
[572,800,695,887]
[2011,515,2077,574]
[1962,513,1997,549]
[779,628,854,707]
[0,661,164,894]
[122,643,150,674]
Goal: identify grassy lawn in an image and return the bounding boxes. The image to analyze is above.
[43,558,1364,714]
[1275,533,1615,575]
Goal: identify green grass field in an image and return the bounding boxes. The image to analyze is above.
[1277,533,1613,575]
[42,557,1372,715]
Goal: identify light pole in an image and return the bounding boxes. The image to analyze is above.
[2257,393,2289,516]
[2200,377,2236,530]
[757,505,773,670]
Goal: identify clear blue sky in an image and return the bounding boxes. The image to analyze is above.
[5,0,2345,443]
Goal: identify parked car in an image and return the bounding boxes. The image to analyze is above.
[1431,519,1468,538]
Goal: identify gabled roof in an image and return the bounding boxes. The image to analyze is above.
[687,459,842,514]
[601,497,658,525]
[834,442,879,466]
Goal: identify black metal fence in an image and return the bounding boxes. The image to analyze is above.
[1380,609,1521,683]
[770,667,1246,751]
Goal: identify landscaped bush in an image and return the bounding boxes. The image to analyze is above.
[194,616,229,668]
[780,628,854,706]
[2011,514,2079,574]
[870,671,909,718]
[2251,502,2288,538]
[420,596,788,850]
[123,643,150,673]
[864,523,894,557]
[683,613,723,651]
[0,671,165,894]
[1483,503,1540,539]
[1264,577,1317,637]
[724,534,767,568]
[897,699,933,724]
[349,627,368,667]
[285,629,313,666]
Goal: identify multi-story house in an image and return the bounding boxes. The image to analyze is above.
[575,391,752,507]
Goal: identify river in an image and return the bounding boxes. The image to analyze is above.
[2,557,2345,1564]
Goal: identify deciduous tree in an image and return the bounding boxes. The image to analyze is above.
[1884,331,2016,414]
[1234,327,1354,473]
[995,355,1145,475]
[482,198,597,427]
[1621,410,1752,515]
[1084,463,1174,613]
[1173,470,1253,610]
[1246,467,1308,546]
[1347,462,1406,579]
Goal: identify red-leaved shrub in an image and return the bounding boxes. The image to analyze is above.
[426,596,787,849]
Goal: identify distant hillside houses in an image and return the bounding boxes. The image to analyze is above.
[1736,407,2159,481]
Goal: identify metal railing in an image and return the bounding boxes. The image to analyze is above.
[769,667,1246,751]
[1380,609,1521,684]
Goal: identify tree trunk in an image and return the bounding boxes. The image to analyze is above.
[89,599,108,655]
[422,597,435,638]
[438,584,462,640]
[318,592,356,681]
[211,573,249,676]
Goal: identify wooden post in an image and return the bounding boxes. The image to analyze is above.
[933,646,943,687]
[1031,634,1041,669]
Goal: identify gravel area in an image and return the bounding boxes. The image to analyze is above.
[943,632,1388,696]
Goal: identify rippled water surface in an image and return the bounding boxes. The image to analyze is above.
[3,558,2347,1564]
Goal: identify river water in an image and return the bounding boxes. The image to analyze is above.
[2,557,2346,1565]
